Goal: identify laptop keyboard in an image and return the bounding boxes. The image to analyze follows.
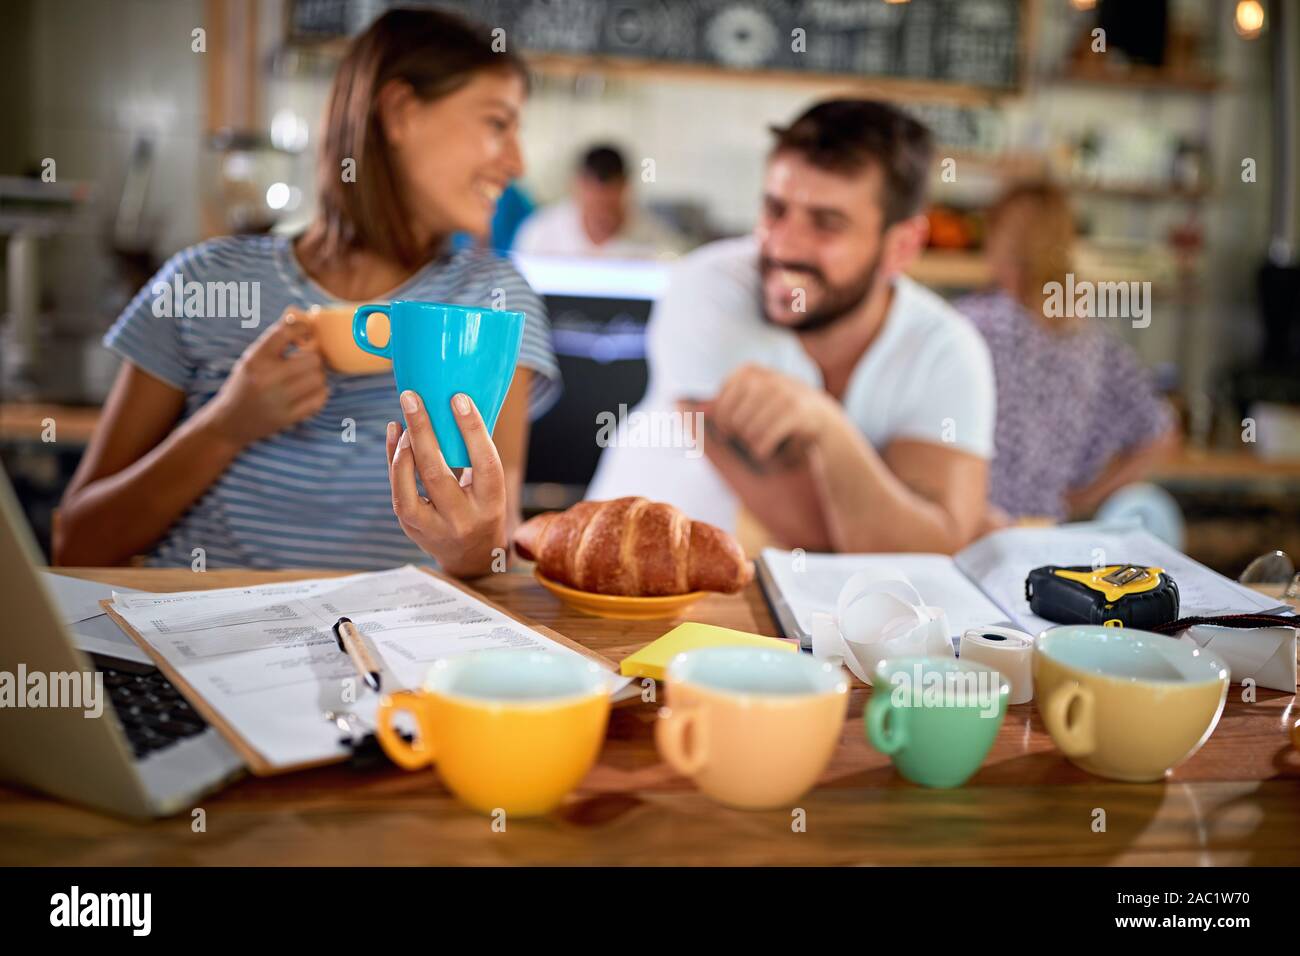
[101,667,209,760]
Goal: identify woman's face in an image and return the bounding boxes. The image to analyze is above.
[382,69,526,241]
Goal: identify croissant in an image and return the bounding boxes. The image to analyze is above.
[514,497,753,597]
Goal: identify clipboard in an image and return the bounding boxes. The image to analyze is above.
[100,567,627,776]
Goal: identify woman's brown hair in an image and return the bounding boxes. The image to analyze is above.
[301,8,527,271]
[986,181,1076,326]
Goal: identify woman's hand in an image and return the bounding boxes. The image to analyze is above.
[205,309,329,447]
[387,389,509,578]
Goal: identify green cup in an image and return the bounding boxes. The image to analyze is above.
[865,656,1009,789]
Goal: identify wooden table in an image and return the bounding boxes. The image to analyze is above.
[3,566,1298,866]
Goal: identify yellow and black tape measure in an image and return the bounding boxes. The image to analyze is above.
[1025,564,1180,629]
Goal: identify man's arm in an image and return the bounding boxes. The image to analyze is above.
[804,311,997,553]
[812,428,989,554]
[700,363,989,554]
[699,413,986,554]
[692,408,833,551]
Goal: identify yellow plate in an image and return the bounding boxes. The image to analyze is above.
[533,570,709,621]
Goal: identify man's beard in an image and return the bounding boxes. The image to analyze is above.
[759,252,880,333]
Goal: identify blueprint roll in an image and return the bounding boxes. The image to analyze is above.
[959,626,1035,705]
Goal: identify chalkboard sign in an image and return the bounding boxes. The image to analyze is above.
[289,0,1024,92]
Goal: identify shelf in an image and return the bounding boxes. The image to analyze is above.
[909,248,1195,296]
[1069,181,1209,201]
[939,153,1210,201]
[531,53,1024,107]
[1153,450,1300,482]
[944,150,1049,178]
[908,251,990,288]
[1048,64,1222,94]
[284,39,1021,107]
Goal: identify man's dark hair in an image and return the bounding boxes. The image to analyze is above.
[768,100,934,227]
[579,145,627,183]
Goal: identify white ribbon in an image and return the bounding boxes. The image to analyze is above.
[809,569,954,685]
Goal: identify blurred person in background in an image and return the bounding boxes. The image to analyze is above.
[54,8,560,575]
[514,144,686,259]
[589,100,995,554]
[957,182,1178,525]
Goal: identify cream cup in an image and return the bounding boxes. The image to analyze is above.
[1035,625,1230,782]
[655,646,848,810]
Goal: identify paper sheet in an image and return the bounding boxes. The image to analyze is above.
[760,549,1011,645]
[40,572,151,665]
[954,522,1290,636]
[109,566,629,769]
[1181,625,1296,692]
[42,571,139,625]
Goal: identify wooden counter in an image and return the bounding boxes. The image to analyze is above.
[1,565,1297,866]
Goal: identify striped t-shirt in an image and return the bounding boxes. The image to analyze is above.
[103,234,560,570]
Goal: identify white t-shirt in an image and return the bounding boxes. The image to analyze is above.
[587,235,996,532]
[514,200,686,260]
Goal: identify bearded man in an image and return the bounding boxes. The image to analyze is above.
[588,100,995,554]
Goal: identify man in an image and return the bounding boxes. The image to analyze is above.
[587,100,995,554]
[514,144,686,259]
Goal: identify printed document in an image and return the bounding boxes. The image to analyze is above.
[109,566,627,769]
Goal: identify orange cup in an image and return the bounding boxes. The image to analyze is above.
[304,303,392,375]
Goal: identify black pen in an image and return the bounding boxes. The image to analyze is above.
[332,616,382,692]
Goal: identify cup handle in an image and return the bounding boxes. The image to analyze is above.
[865,692,908,755]
[1042,682,1096,757]
[375,690,436,771]
[352,304,392,358]
[657,705,708,776]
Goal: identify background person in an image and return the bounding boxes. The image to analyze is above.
[957,182,1178,524]
[514,144,686,259]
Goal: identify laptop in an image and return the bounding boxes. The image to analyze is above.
[0,466,243,818]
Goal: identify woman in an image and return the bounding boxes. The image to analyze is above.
[55,9,559,576]
[957,182,1177,523]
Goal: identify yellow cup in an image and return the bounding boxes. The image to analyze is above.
[305,303,392,375]
[656,646,848,810]
[1034,625,1229,782]
[375,650,611,817]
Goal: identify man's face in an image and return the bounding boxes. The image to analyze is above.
[756,152,887,331]
[574,173,628,246]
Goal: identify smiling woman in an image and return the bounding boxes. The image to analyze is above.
[299,9,529,273]
[54,8,560,575]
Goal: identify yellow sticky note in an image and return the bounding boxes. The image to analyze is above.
[619,622,797,681]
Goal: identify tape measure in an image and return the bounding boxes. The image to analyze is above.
[1025,564,1180,630]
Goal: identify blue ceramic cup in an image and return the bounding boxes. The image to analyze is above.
[353,300,524,468]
